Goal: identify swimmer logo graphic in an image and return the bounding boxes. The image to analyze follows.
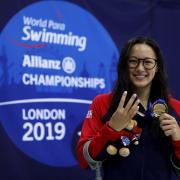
[0,1,118,167]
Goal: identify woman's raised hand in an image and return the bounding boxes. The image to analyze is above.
[109,91,140,131]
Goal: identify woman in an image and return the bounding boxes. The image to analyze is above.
[76,36,180,180]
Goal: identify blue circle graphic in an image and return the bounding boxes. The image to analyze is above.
[0,1,118,167]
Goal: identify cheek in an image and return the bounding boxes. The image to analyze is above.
[128,70,133,80]
[149,70,157,79]
[128,68,133,75]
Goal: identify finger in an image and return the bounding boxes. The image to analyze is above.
[129,105,139,119]
[160,119,177,127]
[159,113,175,121]
[137,111,145,117]
[131,98,140,111]
[128,99,140,117]
[118,91,127,109]
[160,124,175,131]
[124,94,137,112]
[163,129,173,137]
[160,119,176,125]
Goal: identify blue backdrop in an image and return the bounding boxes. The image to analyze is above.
[0,0,180,180]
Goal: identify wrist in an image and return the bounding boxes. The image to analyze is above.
[172,131,180,141]
[108,121,123,132]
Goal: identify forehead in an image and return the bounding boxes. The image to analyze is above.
[130,43,156,58]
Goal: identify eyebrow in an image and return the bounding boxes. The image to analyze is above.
[129,56,156,59]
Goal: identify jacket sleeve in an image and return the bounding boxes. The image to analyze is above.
[169,97,180,175]
[171,140,180,176]
[76,96,124,168]
[169,97,180,117]
[169,97,180,159]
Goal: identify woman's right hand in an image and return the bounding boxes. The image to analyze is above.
[108,91,140,131]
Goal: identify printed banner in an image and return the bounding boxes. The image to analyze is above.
[0,1,118,167]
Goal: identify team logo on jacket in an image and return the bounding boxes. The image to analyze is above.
[86,110,93,118]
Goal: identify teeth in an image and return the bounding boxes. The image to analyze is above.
[135,75,146,79]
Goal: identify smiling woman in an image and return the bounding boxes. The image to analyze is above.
[77,36,180,180]
[128,43,158,106]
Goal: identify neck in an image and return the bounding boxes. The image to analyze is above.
[134,87,151,110]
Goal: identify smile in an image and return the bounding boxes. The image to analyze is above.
[134,75,147,80]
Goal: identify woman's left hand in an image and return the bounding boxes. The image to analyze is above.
[159,113,180,141]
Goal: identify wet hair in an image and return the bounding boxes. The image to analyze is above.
[110,36,169,113]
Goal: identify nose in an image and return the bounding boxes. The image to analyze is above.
[136,61,145,70]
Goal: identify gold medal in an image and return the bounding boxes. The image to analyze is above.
[151,99,168,118]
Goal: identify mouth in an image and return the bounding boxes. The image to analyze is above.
[133,74,147,80]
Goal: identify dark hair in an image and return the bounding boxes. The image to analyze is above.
[110,36,169,113]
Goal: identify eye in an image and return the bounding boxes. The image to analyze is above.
[144,59,154,65]
[129,59,138,64]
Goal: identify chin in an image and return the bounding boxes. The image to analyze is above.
[132,81,149,88]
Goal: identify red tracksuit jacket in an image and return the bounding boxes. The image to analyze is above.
[77,92,180,180]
